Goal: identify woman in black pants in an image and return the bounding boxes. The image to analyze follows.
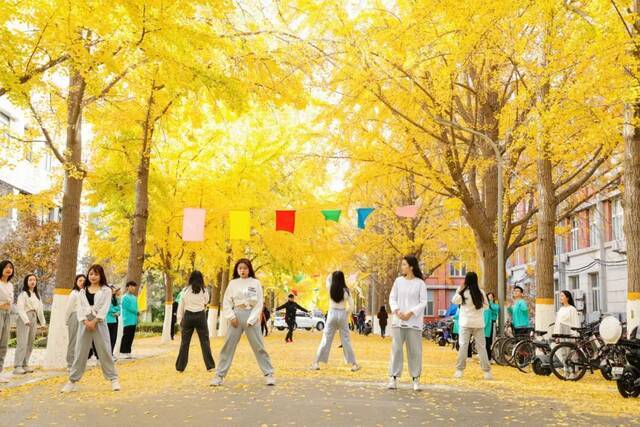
[175,271,215,372]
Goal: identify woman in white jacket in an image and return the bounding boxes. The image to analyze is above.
[554,290,580,336]
[13,274,46,374]
[452,272,492,380]
[65,274,86,369]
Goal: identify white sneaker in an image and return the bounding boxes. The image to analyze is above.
[265,374,276,386]
[351,364,361,372]
[310,362,320,371]
[111,380,121,391]
[387,377,398,389]
[483,371,493,380]
[453,370,464,379]
[23,366,34,373]
[210,375,224,387]
[412,378,421,391]
[13,367,26,375]
[61,382,77,393]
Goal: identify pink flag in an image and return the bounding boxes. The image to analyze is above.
[182,208,206,241]
[395,205,418,218]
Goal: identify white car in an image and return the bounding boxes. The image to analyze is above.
[274,310,325,331]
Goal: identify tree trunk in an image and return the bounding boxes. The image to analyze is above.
[44,68,86,368]
[161,269,174,344]
[217,269,230,337]
[207,269,223,338]
[126,84,157,285]
[535,157,557,334]
[625,1,640,337]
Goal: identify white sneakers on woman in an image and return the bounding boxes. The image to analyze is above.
[210,375,224,386]
[12,367,26,375]
[265,374,276,386]
[111,380,121,391]
[412,378,421,391]
[61,382,78,393]
[387,377,398,389]
[453,370,464,378]
[310,362,320,370]
[351,364,361,372]
[0,375,9,383]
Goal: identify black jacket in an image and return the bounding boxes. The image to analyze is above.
[276,301,309,322]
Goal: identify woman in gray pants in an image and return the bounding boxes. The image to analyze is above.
[14,274,46,374]
[61,264,119,393]
[65,274,86,369]
[0,260,15,383]
[211,259,274,387]
[311,271,360,371]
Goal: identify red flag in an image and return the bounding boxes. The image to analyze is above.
[276,210,296,233]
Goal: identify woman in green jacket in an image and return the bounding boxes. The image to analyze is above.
[485,292,499,361]
[119,281,139,359]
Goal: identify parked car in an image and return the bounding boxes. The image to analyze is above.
[274,310,325,331]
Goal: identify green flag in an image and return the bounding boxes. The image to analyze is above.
[321,209,341,222]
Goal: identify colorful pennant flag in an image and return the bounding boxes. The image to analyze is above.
[182,208,206,241]
[321,209,341,222]
[293,273,305,283]
[276,210,296,233]
[395,204,418,218]
[356,207,375,229]
[229,210,250,240]
[137,285,148,312]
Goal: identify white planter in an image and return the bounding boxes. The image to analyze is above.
[44,292,70,368]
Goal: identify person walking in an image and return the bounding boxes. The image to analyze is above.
[485,292,499,361]
[61,264,119,393]
[261,305,271,337]
[508,286,530,336]
[119,281,139,359]
[0,260,15,383]
[387,255,428,391]
[171,299,179,341]
[106,286,121,355]
[452,272,492,380]
[13,274,46,374]
[357,309,366,335]
[211,259,275,387]
[66,274,86,370]
[311,271,360,371]
[175,271,215,373]
[377,306,388,338]
[276,294,309,343]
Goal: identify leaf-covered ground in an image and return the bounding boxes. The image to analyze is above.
[0,331,637,426]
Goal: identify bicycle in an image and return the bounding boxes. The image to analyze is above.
[549,321,605,381]
[512,324,555,374]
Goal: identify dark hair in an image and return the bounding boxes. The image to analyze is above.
[87,264,108,287]
[0,260,15,282]
[110,286,118,306]
[73,274,87,291]
[560,290,575,307]
[514,285,524,293]
[126,281,138,288]
[22,274,40,299]
[232,258,255,279]
[402,255,424,280]
[189,270,205,294]
[487,292,495,301]
[459,272,484,310]
[288,293,295,299]
[379,305,387,313]
[329,271,348,303]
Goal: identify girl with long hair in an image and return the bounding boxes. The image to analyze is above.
[175,270,215,372]
[212,259,274,386]
[13,274,46,374]
[387,255,428,391]
[311,271,360,371]
[553,290,579,336]
[0,260,15,383]
[62,264,119,393]
[452,272,491,379]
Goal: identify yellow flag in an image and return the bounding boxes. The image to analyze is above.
[229,210,250,240]
[137,285,148,312]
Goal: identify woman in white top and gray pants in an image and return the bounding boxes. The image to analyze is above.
[14,274,47,374]
[388,256,429,391]
[175,271,215,372]
[212,259,274,386]
[452,271,492,380]
[65,274,86,369]
[311,271,360,371]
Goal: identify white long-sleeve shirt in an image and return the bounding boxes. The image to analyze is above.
[76,286,112,323]
[326,279,354,311]
[16,291,46,326]
[452,287,488,329]
[177,286,210,324]
[0,280,13,310]
[65,289,80,325]
[554,305,580,336]
[222,278,263,326]
[388,276,428,330]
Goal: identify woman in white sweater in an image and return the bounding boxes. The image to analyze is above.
[0,260,15,383]
[554,291,580,336]
[175,270,215,372]
[387,255,429,391]
[211,259,274,387]
[452,272,492,380]
[13,274,46,374]
[65,274,86,369]
[311,271,360,371]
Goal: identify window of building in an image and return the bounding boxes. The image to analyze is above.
[426,289,435,316]
[589,207,599,247]
[589,272,600,313]
[569,275,579,290]
[449,260,467,277]
[571,216,579,251]
[612,198,624,241]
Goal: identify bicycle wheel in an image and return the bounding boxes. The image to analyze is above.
[502,338,518,367]
[513,340,535,373]
[550,343,588,381]
[492,337,508,366]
